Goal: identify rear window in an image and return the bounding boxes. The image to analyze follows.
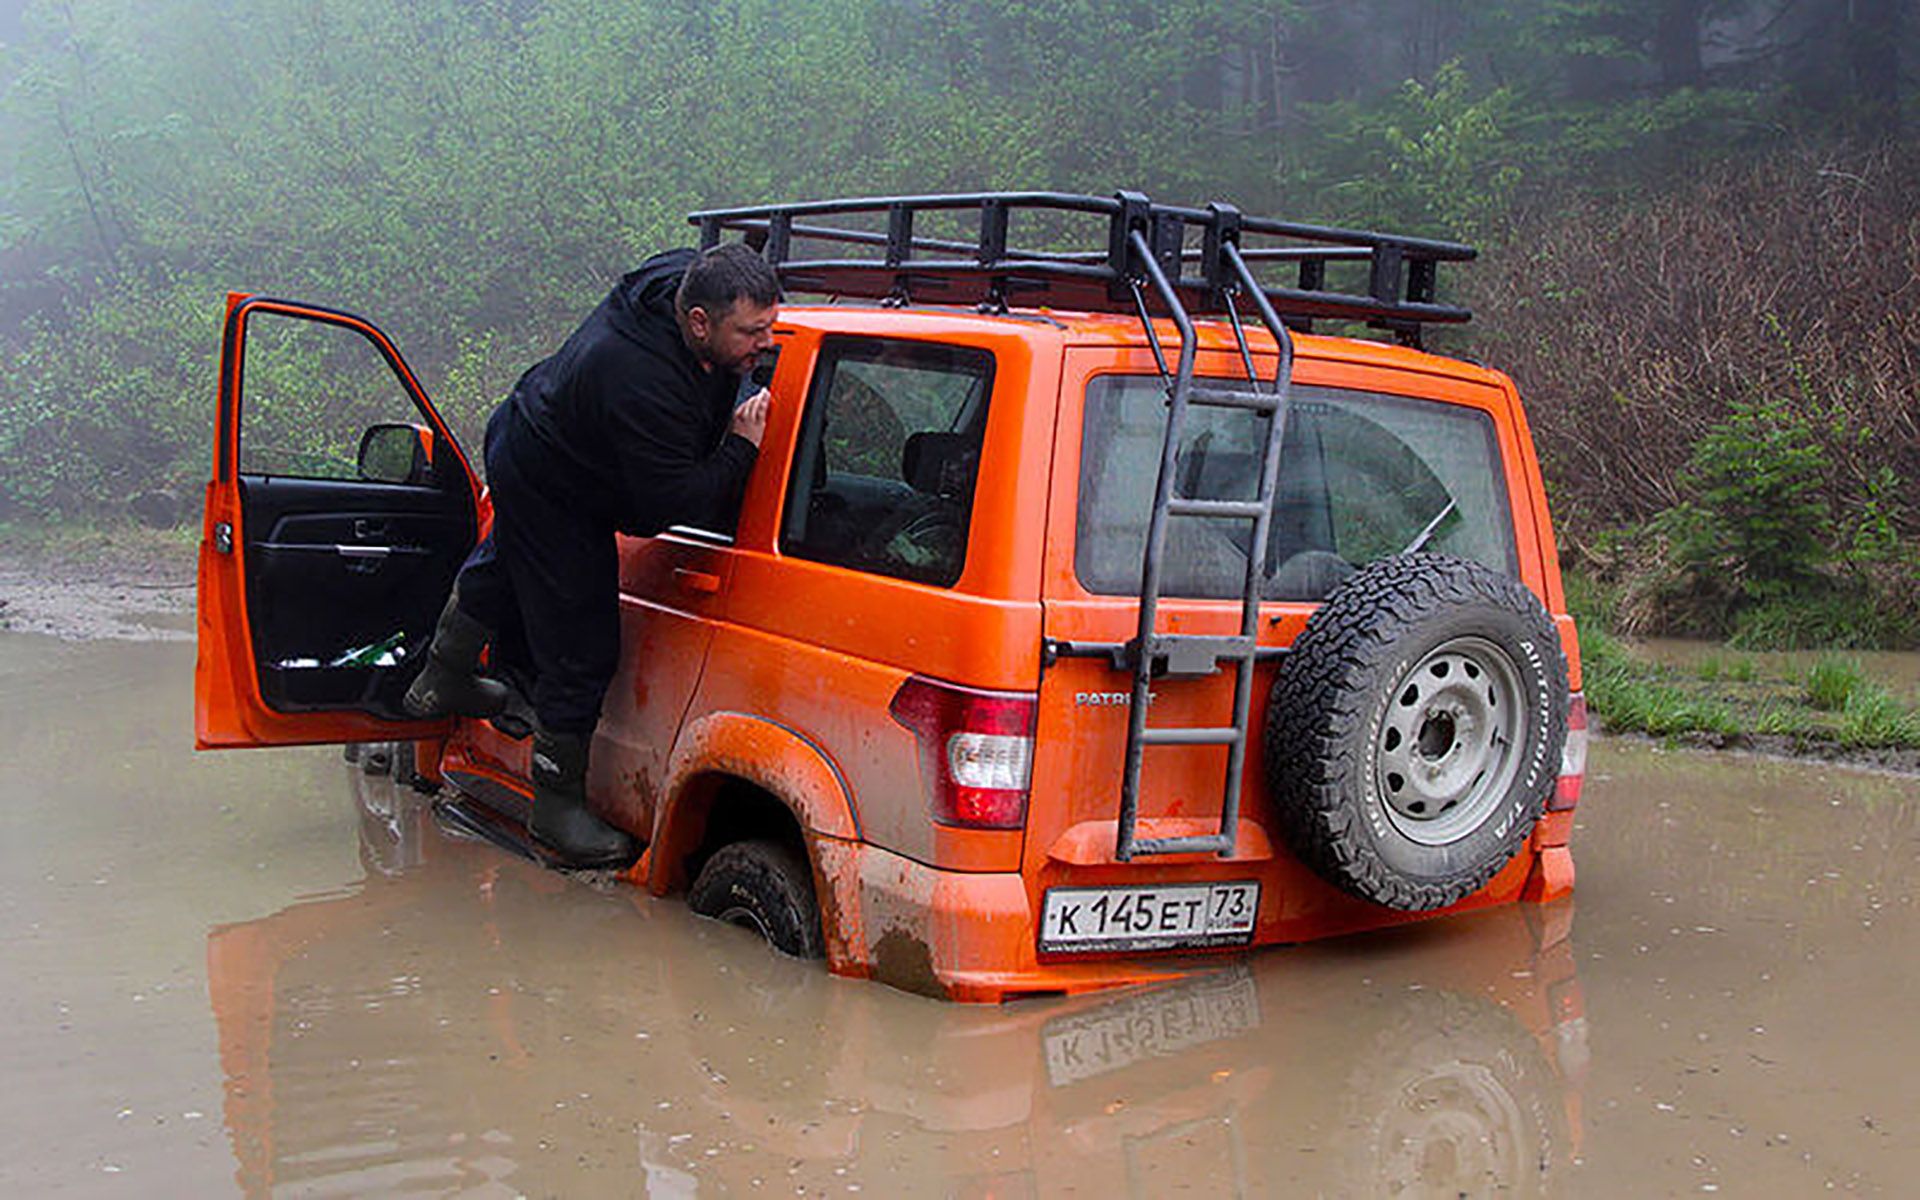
[1076,376,1517,600]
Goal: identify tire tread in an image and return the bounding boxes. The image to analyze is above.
[1264,553,1569,911]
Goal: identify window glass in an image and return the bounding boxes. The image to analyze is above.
[782,338,994,586]
[1076,376,1516,600]
[240,312,425,480]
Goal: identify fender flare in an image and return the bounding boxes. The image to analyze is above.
[647,710,860,895]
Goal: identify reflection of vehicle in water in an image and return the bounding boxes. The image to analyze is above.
[205,767,1587,1196]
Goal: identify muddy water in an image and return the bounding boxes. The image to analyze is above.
[1634,637,1920,701]
[2,631,1917,1197]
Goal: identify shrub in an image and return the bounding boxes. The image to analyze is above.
[0,275,219,519]
[1678,391,1835,598]
[1473,143,1920,547]
[1473,142,1919,648]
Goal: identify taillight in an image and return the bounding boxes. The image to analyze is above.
[1551,693,1588,811]
[889,676,1036,830]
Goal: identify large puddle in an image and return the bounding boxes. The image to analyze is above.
[2,631,1917,1195]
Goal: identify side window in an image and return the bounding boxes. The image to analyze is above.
[1076,377,1517,601]
[782,337,994,587]
[240,311,429,481]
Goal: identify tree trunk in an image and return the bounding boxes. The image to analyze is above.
[1847,0,1900,138]
[1655,0,1705,89]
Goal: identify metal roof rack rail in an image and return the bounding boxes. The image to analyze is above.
[689,190,1475,348]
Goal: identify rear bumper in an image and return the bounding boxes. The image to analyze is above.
[811,815,1577,1003]
[811,837,1196,1002]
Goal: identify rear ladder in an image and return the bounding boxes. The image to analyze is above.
[1114,200,1298,861]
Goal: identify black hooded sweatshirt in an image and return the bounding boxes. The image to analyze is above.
[499,248,758,537]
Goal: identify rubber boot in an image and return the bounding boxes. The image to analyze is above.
[529,730,639,868]
[403,587,509,719]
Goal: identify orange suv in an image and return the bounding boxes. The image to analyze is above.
[197,192,1587,1001]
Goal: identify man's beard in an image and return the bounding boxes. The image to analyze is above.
[691,335,749,375]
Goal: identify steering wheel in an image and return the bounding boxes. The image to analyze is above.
[860,497,967,578]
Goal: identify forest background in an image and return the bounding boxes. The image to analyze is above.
[1,0,1915,649]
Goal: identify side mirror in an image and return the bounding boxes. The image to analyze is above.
[357,422,436,486]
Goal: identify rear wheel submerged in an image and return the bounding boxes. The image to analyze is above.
[688,839,826,959]
[1265,553,1568,912]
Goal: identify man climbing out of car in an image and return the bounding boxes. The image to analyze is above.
[403,244,780,867]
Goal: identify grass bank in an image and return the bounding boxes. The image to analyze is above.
[1578,624,1920,771]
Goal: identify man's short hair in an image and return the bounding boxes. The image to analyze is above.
[676,243,780,318]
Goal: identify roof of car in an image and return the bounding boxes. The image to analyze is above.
[772,304,1505,387]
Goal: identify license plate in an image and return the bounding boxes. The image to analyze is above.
[1039,881,1259,953]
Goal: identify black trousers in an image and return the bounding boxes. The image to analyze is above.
[452,405,619,736]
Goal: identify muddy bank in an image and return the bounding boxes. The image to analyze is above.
[1625,637,1920,775]
[0,575,194,641]
[0,525,194,641]
[1601,726,1920,778]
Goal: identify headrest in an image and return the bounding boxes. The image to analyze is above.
[902,432,974,495]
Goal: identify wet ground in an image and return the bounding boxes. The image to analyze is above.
[0,531,195,643]
[1635,637,1920,702]
[2,626,1917,1197]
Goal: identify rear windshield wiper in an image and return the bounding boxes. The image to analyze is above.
[1400,498,1457,556]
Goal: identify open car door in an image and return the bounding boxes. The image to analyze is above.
[197,293,484,749]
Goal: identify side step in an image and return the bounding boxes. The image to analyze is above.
[436,769,589,871]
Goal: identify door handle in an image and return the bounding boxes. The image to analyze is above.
[673,567,722,594]
[337,543,391,576]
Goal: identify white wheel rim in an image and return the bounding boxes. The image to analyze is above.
[1373,636,1528,847]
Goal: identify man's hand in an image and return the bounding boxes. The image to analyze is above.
[730,388,771,448]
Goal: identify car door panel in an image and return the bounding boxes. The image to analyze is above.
[579,532,737,836]
[197,294,481,749]
[239,476,471,717]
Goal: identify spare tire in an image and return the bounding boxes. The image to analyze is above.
[1264,553,1568,911]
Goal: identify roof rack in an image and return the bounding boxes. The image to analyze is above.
[689,190,1475,347]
